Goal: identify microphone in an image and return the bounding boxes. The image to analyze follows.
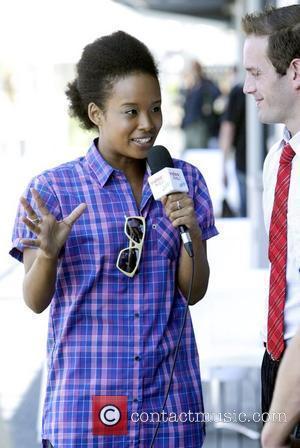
[147,145,194,257]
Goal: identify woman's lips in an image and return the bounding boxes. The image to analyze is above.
[130,136,154,148]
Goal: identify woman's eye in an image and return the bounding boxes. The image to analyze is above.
[125,109,138,116]
[152,106,161,113]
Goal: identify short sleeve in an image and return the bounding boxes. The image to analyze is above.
[192,169,219,240]
[178,160,219,241]
[9,174,62,263]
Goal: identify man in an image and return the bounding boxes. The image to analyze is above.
[219,81,246,216]
[181,60,221,149]
[242,2,300,435]
[261,329,300,448]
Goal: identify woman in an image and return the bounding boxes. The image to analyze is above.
[10,31,218,447]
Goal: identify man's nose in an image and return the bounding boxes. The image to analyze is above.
[243,75,256,95]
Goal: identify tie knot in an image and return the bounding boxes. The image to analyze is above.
[280,143,295,165]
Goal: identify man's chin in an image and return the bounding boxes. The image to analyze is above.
[258,111,275,125]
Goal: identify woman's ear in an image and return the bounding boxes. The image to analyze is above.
[88,102,103,127]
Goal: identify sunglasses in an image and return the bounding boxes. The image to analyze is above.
[116,216,146,277]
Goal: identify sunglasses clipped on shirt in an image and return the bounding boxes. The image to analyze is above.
[116,216,146,277]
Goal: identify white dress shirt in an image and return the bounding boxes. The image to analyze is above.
[262,128,300,343]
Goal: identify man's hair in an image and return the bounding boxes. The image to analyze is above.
[242,5,300,75]
[65,31,159,130]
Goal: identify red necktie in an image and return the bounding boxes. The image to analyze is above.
[267,143,295,360]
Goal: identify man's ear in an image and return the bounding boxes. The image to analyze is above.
[88,102,103,127]
[290,58,300,90]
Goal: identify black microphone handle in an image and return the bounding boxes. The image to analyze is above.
[178,225,193,258]
[166,191,194,258]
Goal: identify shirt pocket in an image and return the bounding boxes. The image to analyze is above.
[63,215,122,264]
[153,216,181,261]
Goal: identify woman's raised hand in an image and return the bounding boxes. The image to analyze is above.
[20,188,87,259]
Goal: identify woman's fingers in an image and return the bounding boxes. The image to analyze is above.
[160,195,168,207]
[162,193,200,235]
[170,195,191,210]
[20,196,39,221]
[20,189,49,224]
[165,194,191,212]
[64,203,87,228]
[31,188,50,216]
[165,194,193,218]
[20,238,40,247]
[170,206,194,220]
[19,197,86,255]
[22,216,41,234]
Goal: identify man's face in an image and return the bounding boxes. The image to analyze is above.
[243,35,292,125]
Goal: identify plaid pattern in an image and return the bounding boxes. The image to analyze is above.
[10,139,218,448]
[267,143,295,360]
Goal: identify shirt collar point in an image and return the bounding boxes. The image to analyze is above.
[86,138,115,187]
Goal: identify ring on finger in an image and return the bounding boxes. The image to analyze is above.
[176,200,181,210]
[31,216,42,225]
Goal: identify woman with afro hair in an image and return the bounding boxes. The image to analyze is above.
[10,31,218,447]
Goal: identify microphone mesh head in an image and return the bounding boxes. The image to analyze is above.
[147,145,174,174]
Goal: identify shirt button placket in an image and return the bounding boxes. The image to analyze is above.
[132,273,142,447]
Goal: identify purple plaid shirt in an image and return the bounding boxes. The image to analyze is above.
[10,139,218,447]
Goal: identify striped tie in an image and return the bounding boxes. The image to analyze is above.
[267,142,295,360]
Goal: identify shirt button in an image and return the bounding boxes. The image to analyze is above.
[133,398,139,403]
[152,223,157,229]
[134,355,141,361]
[134,312,140,318]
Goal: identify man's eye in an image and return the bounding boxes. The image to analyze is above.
[152,106,161,113]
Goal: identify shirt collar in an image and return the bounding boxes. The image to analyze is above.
[85,138,118,188]
[288,130,300,155]
[283,126,292,144]
[275,127,300,156]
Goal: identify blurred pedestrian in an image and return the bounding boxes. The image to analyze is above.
[181,60,221,149]
[219,81,246,217]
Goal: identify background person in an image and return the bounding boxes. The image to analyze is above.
[219,80,247,217]
[180,60,221,149]
[9,31,218,447]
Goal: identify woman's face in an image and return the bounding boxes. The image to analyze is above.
[95,72,162,168]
